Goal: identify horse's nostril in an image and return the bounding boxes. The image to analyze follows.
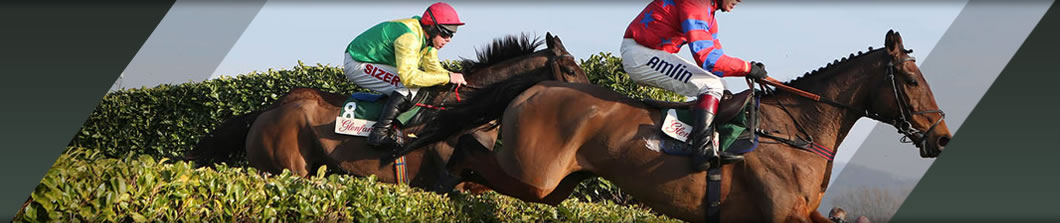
[937,135,951,148]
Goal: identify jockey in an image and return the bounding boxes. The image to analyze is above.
[620,0,768,171]
[344,2,467,149]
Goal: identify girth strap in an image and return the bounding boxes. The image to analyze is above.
[756,129,836,161]
[394,156,409,184]
[706,168,723,223]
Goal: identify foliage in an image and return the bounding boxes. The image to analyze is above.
[579,52,685,102]
[15,148,677,222]
[70,61,364,159]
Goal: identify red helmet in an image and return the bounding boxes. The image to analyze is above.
[421,2,464,26]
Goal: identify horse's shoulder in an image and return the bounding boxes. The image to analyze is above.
[537,81,620,95]
[531,81,656,111]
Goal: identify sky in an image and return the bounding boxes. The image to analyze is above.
[117,1,970,185]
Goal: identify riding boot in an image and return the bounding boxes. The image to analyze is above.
[367,91,409,149]
[690,93,744,171]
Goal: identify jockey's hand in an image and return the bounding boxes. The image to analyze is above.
[449,72,467,85]
[747,61,768,80]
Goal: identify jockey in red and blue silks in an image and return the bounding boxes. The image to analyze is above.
[620,0,769,171]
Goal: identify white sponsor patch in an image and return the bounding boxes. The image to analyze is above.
[335,117,375,136]
[661,109,691,142]
[335,101,374,136]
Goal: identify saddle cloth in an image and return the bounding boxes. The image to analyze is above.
[647,91,760,156]
[334,92,421,136]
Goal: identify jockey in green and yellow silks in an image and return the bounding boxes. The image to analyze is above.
[343,2,467,150]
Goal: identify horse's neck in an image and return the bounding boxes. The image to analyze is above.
[464,52,550,87]
[413,52,552,126]
[428,52,550,104]
[770,56,888,149]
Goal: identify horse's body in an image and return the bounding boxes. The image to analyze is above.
[404,30,951,222]
[186,33,588,192]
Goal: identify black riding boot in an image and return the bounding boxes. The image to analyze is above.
[690,94,744,171]
[367,91,409,149]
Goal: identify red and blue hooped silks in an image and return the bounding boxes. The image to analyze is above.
[624,0,751,77]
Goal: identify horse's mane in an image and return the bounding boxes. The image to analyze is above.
[418,33,543,104]
[764,47,887,96]
[459,33,543,75]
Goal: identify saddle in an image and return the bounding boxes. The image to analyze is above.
[332,91,435,137]
[641,90,760,156]
[640,90,754,126]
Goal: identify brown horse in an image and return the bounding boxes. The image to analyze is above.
[185,33,589,192]
[402,30,951,222]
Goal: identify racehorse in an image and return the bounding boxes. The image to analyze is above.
[401,30,951,222]
[185,33,589,192]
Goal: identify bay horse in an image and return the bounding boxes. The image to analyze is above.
[401,30,951,222]
[185,33,589,192]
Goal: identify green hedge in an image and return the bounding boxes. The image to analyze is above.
[580,52,685,102]
[70,53,679,159]
[16,148,677,222]
[70,61,364,159]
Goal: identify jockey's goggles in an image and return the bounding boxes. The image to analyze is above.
[427,8,459,38]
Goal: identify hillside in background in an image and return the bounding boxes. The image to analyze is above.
[820,162,919,222]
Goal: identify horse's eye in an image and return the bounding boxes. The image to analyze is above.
[901,72,919,86]
[560,66,573,74]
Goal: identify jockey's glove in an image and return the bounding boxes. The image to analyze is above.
[747,61,769,80]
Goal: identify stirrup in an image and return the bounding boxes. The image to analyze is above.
[717,152,745,164]
[695,148,744,171]
[389,128,407,149]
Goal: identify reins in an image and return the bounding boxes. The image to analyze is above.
[751,56,945,152]
[748,77,835,159]
[413,51,573,111]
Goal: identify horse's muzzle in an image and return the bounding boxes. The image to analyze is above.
[921,134,951,158]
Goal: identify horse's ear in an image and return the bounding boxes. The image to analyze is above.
[546,32,556,50]
[546,32,567,54]
[885,29,906,55]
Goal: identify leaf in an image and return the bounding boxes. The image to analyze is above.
[23,204,37,221]
[130,212,147,222]
[315,165,327,179]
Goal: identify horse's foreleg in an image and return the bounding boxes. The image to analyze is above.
[424,142,463,194]
[275,105,319,177]
[429,134,496,193]
[273,129,312,177]
[451,135,558,204]
[538,172,592,205]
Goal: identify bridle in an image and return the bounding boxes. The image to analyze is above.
[870,56,945,148]
[756,54,945,149]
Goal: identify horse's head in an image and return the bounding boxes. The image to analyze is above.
[867,30,952,158]
[545,32,590,83]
